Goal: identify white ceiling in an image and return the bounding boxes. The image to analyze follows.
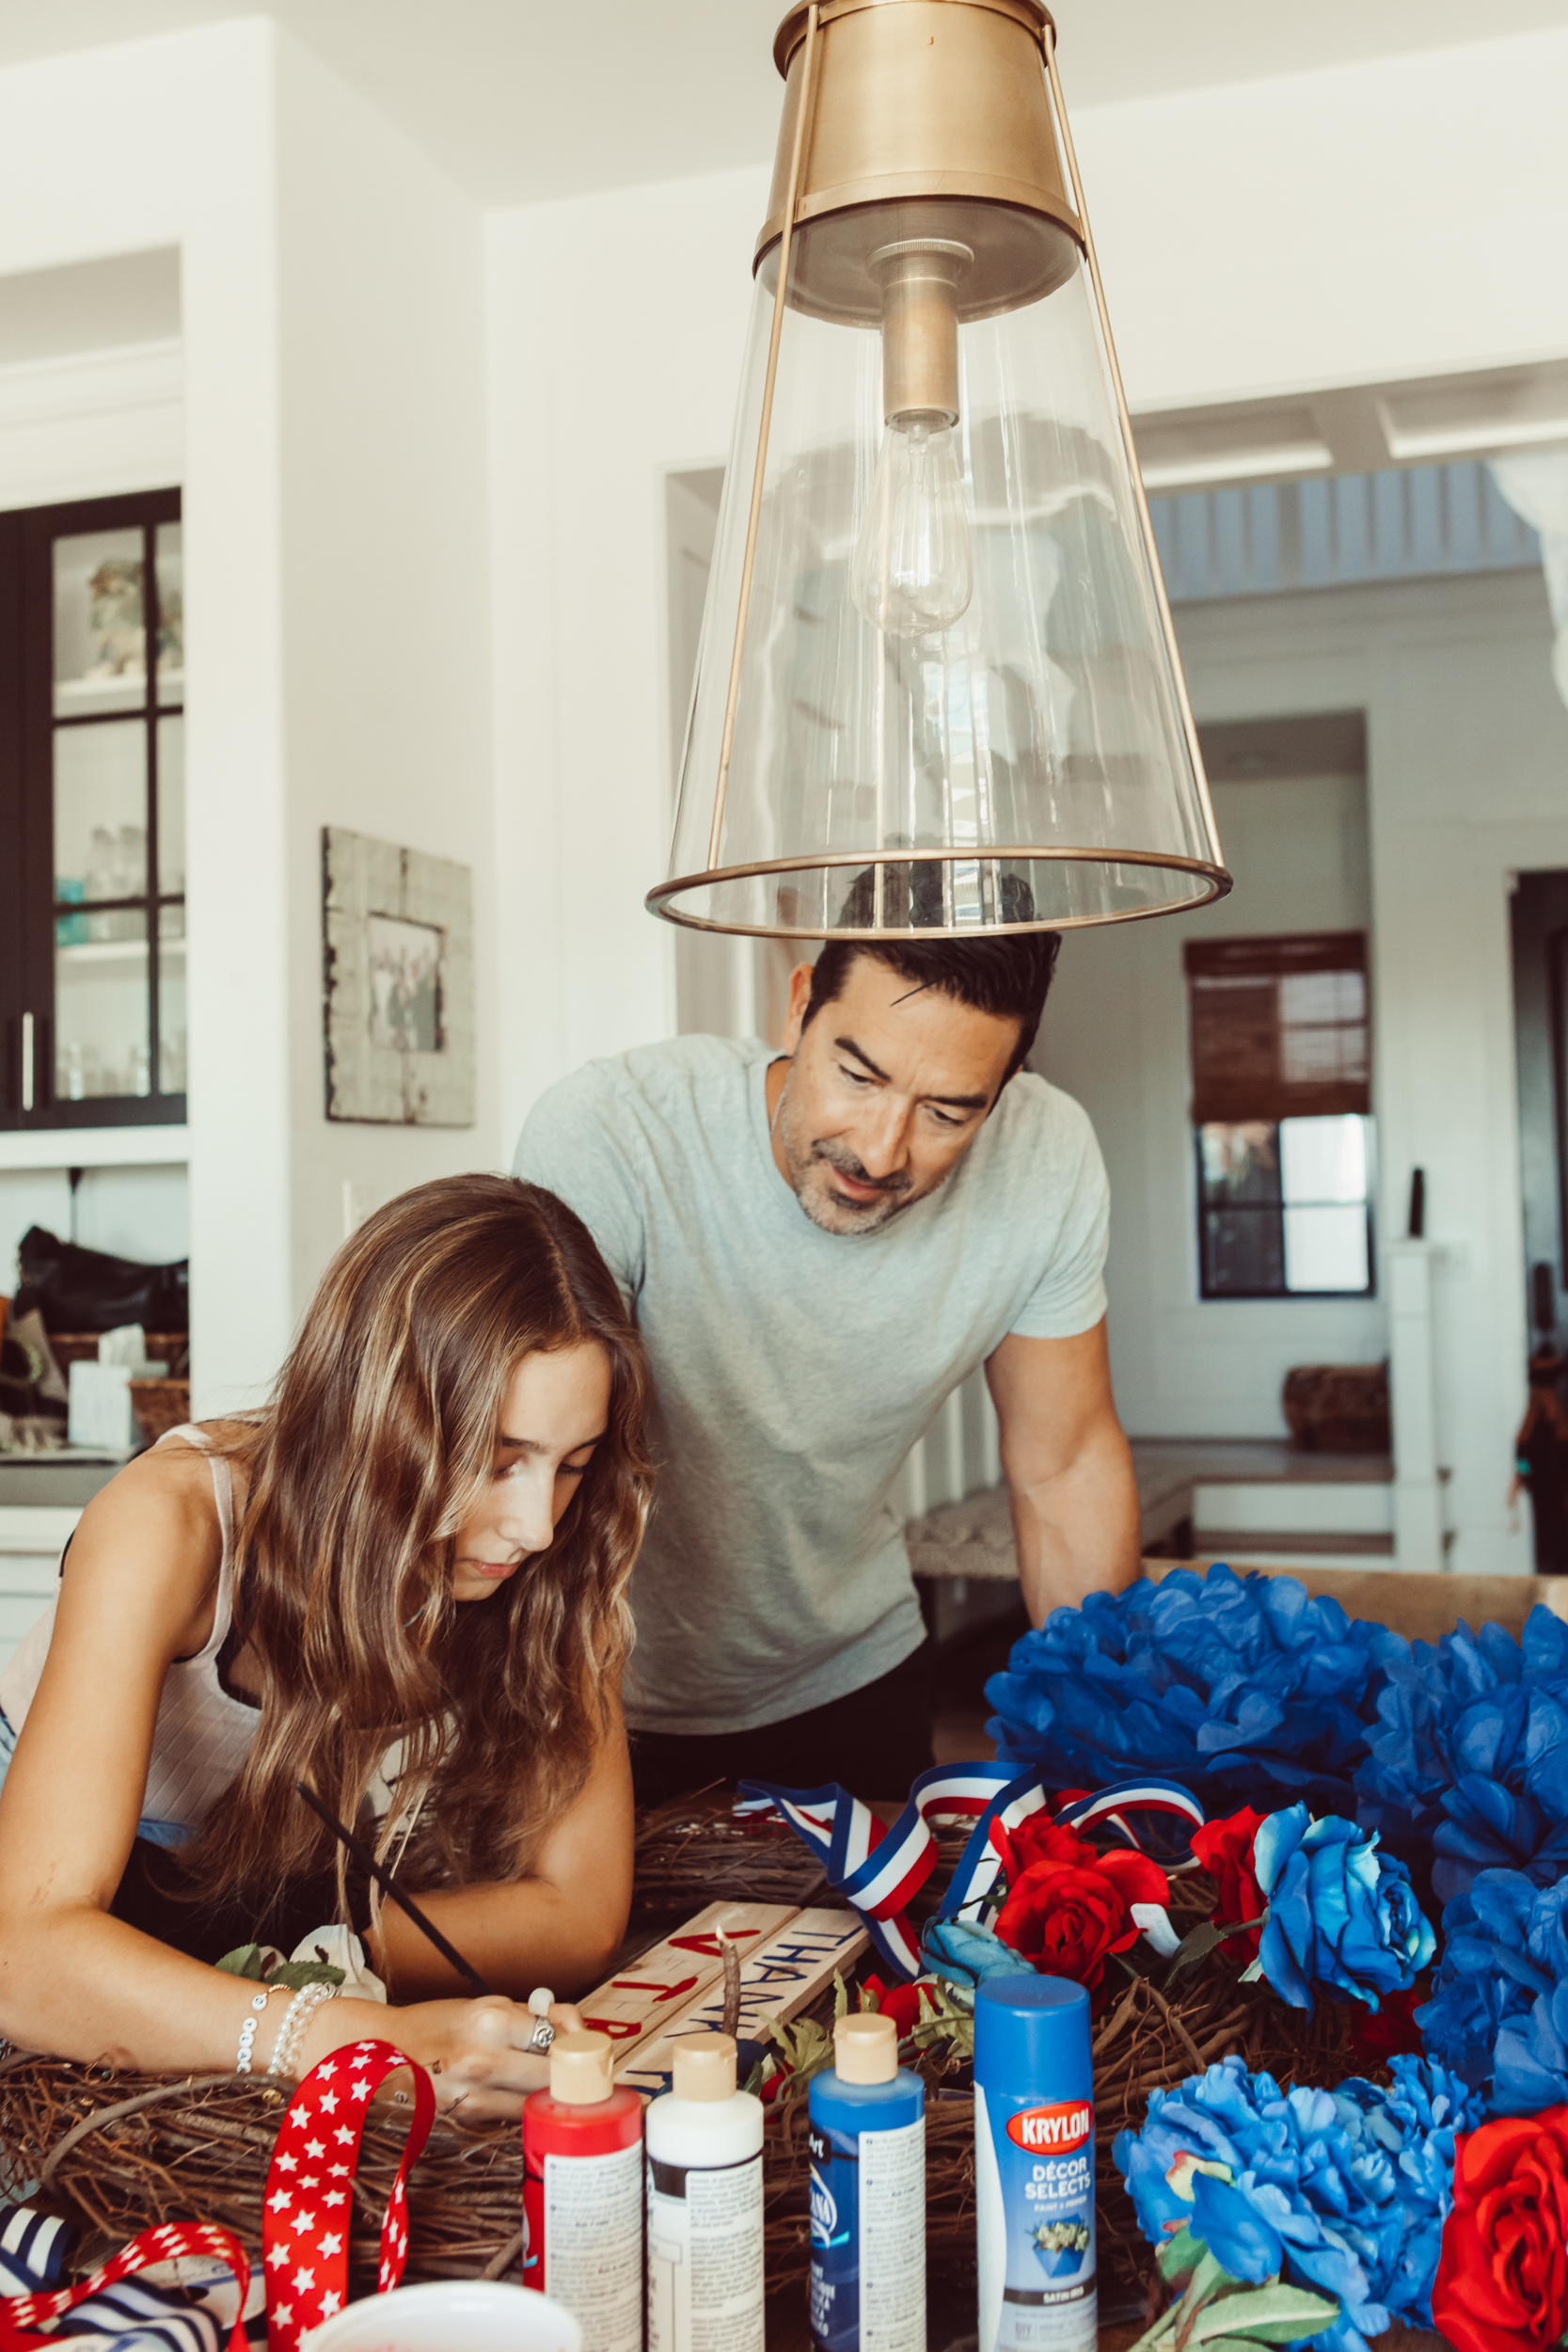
[0,0,1565,206]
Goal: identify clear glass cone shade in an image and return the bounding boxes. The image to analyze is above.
[850,419,974,638]
[657,202,1227,937]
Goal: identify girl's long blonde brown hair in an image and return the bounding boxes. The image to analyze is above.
[182,1174,651,1915]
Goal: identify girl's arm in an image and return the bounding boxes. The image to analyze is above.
[0,1447,581,2119]
[371,1681,635,2002]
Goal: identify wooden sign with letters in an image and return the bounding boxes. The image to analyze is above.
[576,1900,800,2067]
[616,1906,870,2090]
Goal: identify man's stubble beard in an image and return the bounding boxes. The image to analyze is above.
[772,1064,921,1238]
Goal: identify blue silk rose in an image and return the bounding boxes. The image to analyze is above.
[1253,1804,1434,2014]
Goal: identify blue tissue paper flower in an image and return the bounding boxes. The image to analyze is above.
[1253,1804,1435,2015]
[1113,2052,1482,2352]
[1416,1866,1568,2103]
[986,1565,1404,1818]
[1355,1608,1568,1889]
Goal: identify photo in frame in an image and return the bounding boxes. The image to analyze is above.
[322,826,474,1126]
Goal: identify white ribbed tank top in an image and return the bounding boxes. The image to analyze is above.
[0,1424,261,1833]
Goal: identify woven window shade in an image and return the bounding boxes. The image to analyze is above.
[1185,932,1370,1125]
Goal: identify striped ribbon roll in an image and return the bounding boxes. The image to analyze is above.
[736,1765,1206,1979]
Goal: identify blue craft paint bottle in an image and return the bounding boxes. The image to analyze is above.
[974,1976,1096,2352]
[808,2011,926,2351]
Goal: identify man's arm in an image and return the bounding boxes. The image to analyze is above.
[984,1317,1140,1623]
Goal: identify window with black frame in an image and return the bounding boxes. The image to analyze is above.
[0,487,184,1129]
[1186,932,1374,1300]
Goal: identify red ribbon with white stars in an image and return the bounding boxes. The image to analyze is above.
[0,2038,433,2352]
[261,2036,434,2352]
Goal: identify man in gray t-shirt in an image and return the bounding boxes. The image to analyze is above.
[515,927,1139,1802]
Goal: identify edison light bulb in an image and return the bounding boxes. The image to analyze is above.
[850,416,974,640]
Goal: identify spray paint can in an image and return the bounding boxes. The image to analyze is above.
[522,2028,643,2352]
[974,1975,1096,2352]
[808,2010,926,2351]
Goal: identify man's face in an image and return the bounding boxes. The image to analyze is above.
[768,952,1022,1236]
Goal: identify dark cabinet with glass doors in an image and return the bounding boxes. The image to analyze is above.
[0,488,185,1129]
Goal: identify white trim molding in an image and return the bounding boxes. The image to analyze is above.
[0,337,182,510]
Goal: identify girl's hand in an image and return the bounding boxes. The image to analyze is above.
[299,1994,584,2121]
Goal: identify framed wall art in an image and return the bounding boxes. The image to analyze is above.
[321,825,474,1126]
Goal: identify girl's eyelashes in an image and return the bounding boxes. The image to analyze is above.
[494,1446,596,1483]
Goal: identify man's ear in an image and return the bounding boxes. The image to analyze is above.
[780,962,816,1053]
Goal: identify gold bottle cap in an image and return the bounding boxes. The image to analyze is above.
[672,2035,737,2102]
[834,2010,897,2085]
[548,2030,614,2105]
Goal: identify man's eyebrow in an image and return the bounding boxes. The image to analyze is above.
[834,1034,892,1084]
[833,1034,989,1112]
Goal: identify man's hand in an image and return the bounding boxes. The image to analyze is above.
[985,1319,1140,1623]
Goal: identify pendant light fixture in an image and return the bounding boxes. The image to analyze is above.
[649,0,1231,940]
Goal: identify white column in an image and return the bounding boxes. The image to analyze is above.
[1387,1238,1446,1570]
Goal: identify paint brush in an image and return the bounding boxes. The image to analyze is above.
[293,1780,492,1998]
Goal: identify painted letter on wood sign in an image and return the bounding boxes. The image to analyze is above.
[616,1907,870,2090]
[577,1901,800,2064]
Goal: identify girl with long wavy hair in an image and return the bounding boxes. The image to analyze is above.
[0,1175,652,2120]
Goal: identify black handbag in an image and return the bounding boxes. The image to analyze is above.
[12,1224,189,1336]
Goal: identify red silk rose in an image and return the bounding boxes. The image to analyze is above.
[1351,1980,1427,2063]
[1190,1804,1268,1957]
[1433,2108,1568,2352]
[993,1847,1169,1990]
[863,1975,939,2038]
[993,1813,1100,1882]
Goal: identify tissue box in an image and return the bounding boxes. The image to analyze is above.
[67,1359,139,1452]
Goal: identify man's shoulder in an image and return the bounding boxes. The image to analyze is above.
[522,1034,765,1144]
[990,1069,1099,1156]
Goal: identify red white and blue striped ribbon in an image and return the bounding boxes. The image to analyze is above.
[736,1766,1206,1979]
[1057,1778,1207,1862]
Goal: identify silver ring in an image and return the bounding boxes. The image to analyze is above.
[527,2017,556,2054]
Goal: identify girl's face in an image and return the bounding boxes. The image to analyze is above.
[451,1342,612,1603]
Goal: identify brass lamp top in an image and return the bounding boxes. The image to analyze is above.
[771,0,1054,77]
[755,0,1081,326]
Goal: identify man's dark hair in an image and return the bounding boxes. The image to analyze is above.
[800,864,1061,1087]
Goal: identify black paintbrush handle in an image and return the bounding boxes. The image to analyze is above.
[293,1780,492,1998]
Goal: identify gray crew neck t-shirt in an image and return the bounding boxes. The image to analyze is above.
[515,1035,1109,1737]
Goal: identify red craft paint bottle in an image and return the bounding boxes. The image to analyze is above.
[522,2028,643,2351]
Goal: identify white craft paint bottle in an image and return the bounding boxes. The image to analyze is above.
[646,2033,766,2352]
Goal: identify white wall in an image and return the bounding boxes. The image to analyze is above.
[272,31,494,1316]
[1039,770,1386,1441]
[1146,566,1568,1575]
[486,163,770,1156]
[1075,25,1568,409]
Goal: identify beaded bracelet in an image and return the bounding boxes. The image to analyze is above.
[235,1984,283,2075]
[267,1980,339,2080]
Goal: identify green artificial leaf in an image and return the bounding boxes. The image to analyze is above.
[1190,2338,1295,2351]
[1164,1915,1269,1990]
[265,1961,346,1992]
[1156,2223,1209,2286]
[1124,2249,1230,2352]
[215,1944,268,1980]
[1186,2281,1340,2344]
